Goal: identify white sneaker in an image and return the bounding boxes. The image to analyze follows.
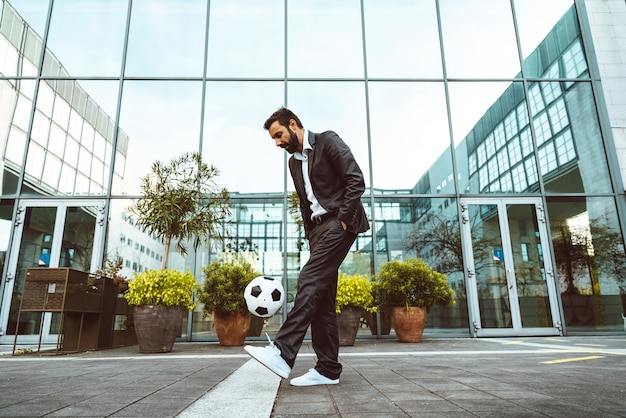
[290,368,339,386]
[244,334,291,379]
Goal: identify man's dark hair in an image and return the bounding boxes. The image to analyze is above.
[264,107,303,130]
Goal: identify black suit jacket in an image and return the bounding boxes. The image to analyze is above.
[289,130,370,239]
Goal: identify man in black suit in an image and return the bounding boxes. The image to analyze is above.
[245,108,370,386]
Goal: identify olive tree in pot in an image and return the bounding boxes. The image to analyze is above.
[198,261,259,346]
[125,152,230,353]
[373,258,453,342]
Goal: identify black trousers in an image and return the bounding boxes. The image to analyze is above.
[274,217,357,380]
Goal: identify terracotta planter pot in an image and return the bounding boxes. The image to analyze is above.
[337,305,362,346]
[133,305,185,353]
[214,310,251,346]
[391,306,427,343]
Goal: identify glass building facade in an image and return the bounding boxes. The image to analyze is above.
[1,0,625,345]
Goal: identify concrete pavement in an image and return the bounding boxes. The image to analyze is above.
[1,336,625,417]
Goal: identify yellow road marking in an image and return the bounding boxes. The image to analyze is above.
[576,343,605,347]
[502,340,524,345]
[541,356,604,364]
[545,338,568,342]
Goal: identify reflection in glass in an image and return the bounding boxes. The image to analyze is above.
[206,0,283,78]
[22,80,114,196]
[369,82,450,191]
[114,80,203,196]
[7,206,58,336]
[203,81,284,194]
[44,0,127,77]
[465,204,512,328]
[547,197,626,332]
[363,0,441,78]
[506,204,552,328]
[0,0,45,78]
[451,82,540,195]
[287,82,369,188]
[530,82,610,193]
[287,0,363,78]
[376,197,468,332]
[59,205,97,271]
[514,2,584,79]
[125,0,206,77]
[440,0,520,78]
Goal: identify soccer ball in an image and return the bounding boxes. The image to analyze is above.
[244,276,285,318]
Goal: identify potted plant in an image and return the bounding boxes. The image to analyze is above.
[199,260,259,346]
[373,258,453,342]
[125,152,230,353]
[335,273,376,346]
[125,269,199,353]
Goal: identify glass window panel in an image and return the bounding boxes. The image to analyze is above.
[555,129,576,165]
[113,80,203,196]
[363,0,441,78]
[63,136,79,166]
[515,2,586,79]
[533,82,611,193]
[533,112,551,147]
[548,98,567,133]
[369,82,450,191]
[524,157,538,187]
[125,0,206,77]
[25,141,45,180]
[78,145,91,175]
[76,81,120,124]
[30,110,50,146]
[52,96,70,130]
[0,36,19,76]
[562,40,588,79]
[1,2,45,77]
[13,94,31,131]
[202,81,284,194]
[48,123,65,157]
[42,154,62,189]
[514,0,573,63]
[288,81,369,189]
[36,82,54,116]
[59,163,76,194]
[75,172,89,194]
[206,0,283,78]
[378,197,469,332]
[68,109,83,139]
[520,127,532,157]
[449,82,515,147]
[288,0,363,78]
[508,136,522,166]
[497,148,509,172]
[93,132,106,159]
[7,0,49,36]
[5,127,27,167]
[43,0,127,77]
[511,164,527,192]
[452,82,529,194]
[91,158,104,188]
[547,196,626,332]
[440,0,520,78]
[538,142,557,174]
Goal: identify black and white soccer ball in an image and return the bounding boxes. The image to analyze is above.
[244,276,285,318]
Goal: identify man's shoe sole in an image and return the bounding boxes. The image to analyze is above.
[244,345,290,379]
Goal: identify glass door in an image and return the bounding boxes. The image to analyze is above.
[460,198,562,337]
[0,200,105,345]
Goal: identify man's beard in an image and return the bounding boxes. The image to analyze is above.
[284,128,299,154]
